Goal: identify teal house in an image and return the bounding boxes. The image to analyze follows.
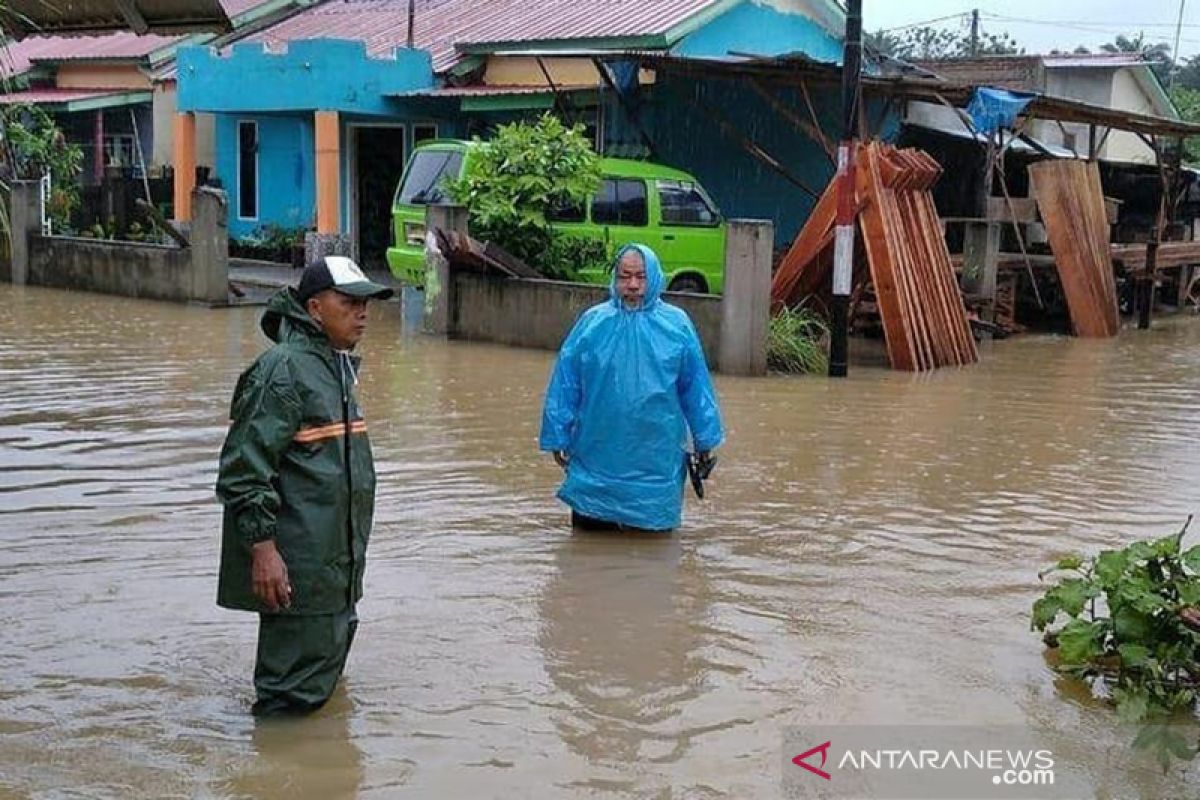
[174,0,852,263]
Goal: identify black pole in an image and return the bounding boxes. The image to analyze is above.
[406,0,415,48]
[829,0,862,378]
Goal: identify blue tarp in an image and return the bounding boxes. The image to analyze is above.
[966,87,1035,134]
[539,244,725,531]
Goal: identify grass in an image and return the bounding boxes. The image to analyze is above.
[767,306,830,375]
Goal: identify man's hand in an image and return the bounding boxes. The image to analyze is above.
[251,539,291,611]
[553,450,571,470]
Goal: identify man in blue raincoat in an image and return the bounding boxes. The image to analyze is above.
[539,243,725,531]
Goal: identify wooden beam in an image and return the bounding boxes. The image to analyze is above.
[114,0,150,35]
[594,58,657,158]
[699,99,818,199]
[747,79,835,164]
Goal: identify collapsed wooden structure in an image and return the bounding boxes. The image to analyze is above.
[772,142,978,371]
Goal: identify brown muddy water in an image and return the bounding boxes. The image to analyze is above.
[1,283,1199,799]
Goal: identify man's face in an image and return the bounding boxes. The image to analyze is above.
[307,290,369,350]
[616,251,647,309]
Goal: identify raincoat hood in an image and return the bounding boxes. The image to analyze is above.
[610,243,665,310]
[261,288,326,345]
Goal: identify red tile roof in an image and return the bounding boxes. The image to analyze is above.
[245,0,722,74]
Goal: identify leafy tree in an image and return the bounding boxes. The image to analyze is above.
[866,24,1022,61]
[1172,53,1200,92]
[1100,33,1174,82]
[1168,85,1200,163]
[445,113,604,279]
[0,103,83,231]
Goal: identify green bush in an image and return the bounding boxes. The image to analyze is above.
[445,114,602,279]
[767,306,829,374]
[0,104,83,231]
[1033,519,1200,768]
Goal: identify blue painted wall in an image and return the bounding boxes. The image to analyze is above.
[605,73,900,248]
[673,1,842,63]
[216,112,315,239]
[177,39,434,115]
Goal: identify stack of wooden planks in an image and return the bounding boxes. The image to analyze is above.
[1028,160,1119,338]
[771,142,978,371]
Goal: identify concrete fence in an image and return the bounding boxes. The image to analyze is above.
[2,181,228,305]
[423,205,772,376]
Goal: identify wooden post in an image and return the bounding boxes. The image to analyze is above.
[172,112,196,223]
[963,133,1000,327]
[93,110,105,184]
[315,111,341,235]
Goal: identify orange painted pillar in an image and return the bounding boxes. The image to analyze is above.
[173,111,196,223]
[315,111,341,235]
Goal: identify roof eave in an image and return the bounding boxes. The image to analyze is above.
[458,34,669,57]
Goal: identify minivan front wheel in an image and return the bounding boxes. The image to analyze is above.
[668,275,707,294]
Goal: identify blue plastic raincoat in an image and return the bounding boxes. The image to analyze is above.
[539,244,725,530]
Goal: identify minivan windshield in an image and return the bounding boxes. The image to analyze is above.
[396,149,464,205]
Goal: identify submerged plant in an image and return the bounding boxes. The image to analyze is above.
[1033,517,1200,769]
[767,305,829,374]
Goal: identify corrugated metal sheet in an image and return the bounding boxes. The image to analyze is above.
[244,0,721,74]
[2,33,179,76]
[913,57,1044,92]
[0,0,278,77]
[1,0,230,38]
[1042,53,1149,69]
[398,83,594,97]
[0,87,136,104]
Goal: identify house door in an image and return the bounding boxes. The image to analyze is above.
[353,125,407,270]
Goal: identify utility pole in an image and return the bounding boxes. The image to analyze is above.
[970,8,980,57]
[830,0,862,378]
[1170,0,1187,88]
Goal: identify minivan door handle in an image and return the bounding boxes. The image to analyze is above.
[663,234,676,241]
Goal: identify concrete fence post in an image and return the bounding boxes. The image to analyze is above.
[423,204,469,336]
[719,219,773,376]
[190,187,229,304]
[6,181,43,285]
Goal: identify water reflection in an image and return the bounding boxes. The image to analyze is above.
[2,284,1200,797]
[539,531,703,767]
[222,690,363,800]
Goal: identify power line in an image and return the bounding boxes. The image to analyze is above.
[876,13,970,33]
[980,13,1200,47]
[984,13,1200,30]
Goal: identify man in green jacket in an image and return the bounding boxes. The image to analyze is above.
[216,255,393,716]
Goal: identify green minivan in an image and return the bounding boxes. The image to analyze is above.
[386,140,727,293]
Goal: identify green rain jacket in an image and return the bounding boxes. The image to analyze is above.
[216,288,377,616]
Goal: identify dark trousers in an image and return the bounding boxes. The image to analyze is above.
[571,510,624,531]
[570,510,674,533]
[253,605,358,716]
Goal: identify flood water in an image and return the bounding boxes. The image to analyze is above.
[2,283,1199,799]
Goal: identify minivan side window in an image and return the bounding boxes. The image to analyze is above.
[657,180,718,226]
[396,150,464,205]
[547,196,586,223]
[592,179,647,226]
